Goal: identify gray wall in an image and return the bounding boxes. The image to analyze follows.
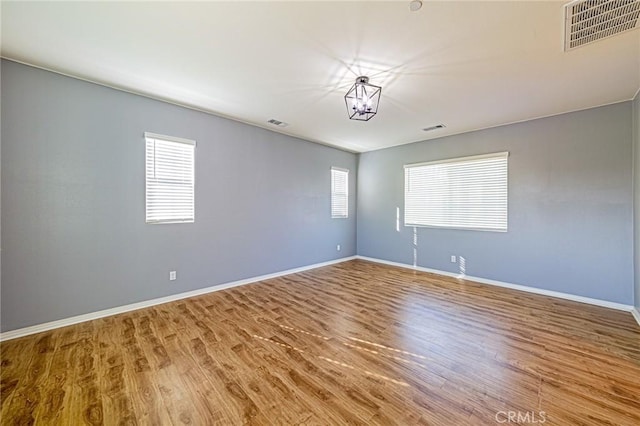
[634,91,640,310]
[1,60,357,332]
[358,103,633,305]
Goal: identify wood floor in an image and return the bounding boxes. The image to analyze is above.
[1,260,639,425]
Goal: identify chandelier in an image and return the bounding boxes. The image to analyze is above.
[344,76,381,121]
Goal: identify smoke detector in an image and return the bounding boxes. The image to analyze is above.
[564,0,640,51]
[409,1,423,12]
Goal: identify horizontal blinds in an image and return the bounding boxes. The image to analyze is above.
[145,134,195,224]
[404,152,508,231]
[331,167,349,218]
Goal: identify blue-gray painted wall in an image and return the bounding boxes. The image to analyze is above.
[1,60,357,331]
[2,59,637,333]
[357,103,634,305]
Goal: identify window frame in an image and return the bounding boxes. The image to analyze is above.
[404,151,508,232]
[331,167,349,219]
[145,132,196,225]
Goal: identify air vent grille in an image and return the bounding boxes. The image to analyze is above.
[564,0,640,51]
[267,119,289,127]
[423,124,446,132]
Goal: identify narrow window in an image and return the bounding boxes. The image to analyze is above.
[331,167,349,219]
[145,132,195,224]
[404,152,508,231]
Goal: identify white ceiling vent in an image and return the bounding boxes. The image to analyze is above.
[267,119,289,127]
[564,0,640,51]
[422,124,446,132]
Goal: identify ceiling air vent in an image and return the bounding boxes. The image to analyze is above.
[422,124,446,132]
[267,119,289,128]
[564,0,640,51]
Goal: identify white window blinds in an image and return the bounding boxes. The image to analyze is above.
[331,167,349,218]
[404,152,508,231]
[145,132,195,224]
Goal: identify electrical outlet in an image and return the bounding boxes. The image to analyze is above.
[450,255,456,263]
[169,271,177,281]
[337,244,341,251]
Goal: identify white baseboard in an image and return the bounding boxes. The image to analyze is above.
[4,254,636,342]
[356,255,635,313]
[632,308,640,327]
[0,256,357,342]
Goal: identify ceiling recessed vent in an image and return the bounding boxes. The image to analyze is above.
[267,119,289,128]
[564,0,640,51]
[422,124,446,132]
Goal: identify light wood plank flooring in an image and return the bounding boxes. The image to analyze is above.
[1,260,639,425]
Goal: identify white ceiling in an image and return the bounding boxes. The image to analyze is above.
[2,1,639,152]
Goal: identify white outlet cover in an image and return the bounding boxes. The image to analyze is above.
[450,256,456,263]
[337,245,341,251]
[169,271,177,280]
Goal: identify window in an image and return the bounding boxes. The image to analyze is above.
[331,167,349,218]
[145,132,195,224]
[404,152,508,231]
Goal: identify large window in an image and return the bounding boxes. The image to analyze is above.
[331,167,349,218]
[404,152,508,231]
[145,132,195,224]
